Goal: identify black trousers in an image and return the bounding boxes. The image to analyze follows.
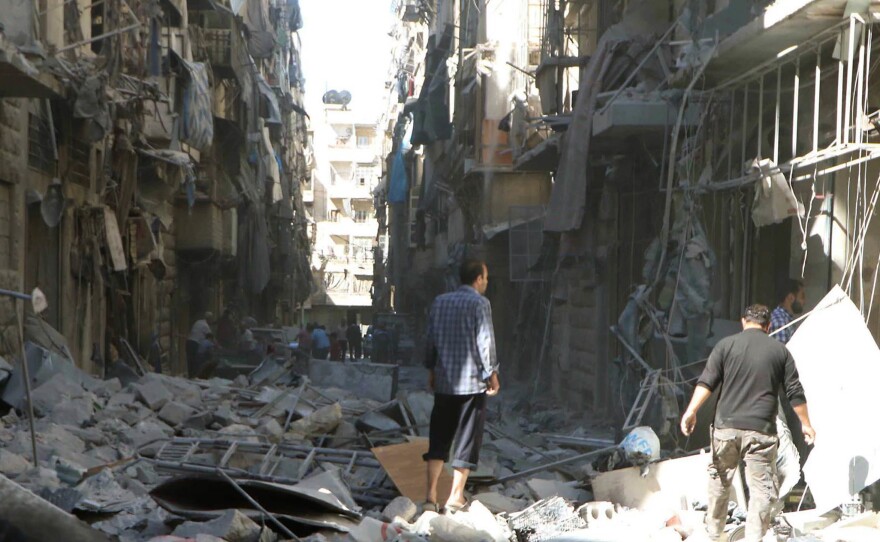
[423,393,487,469]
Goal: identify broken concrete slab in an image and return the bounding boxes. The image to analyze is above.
[308,359,398,402]
[172,509,263,542]
[382,496,417,522]
[473,492,530,514]
[356,411,401,433]
[0,472,112,541]
[48,396,96,427]
[157,401,197,427]
[30,372,88,415]
[258,418,284,440]
[527,477,587,502]
[134,379,174,411]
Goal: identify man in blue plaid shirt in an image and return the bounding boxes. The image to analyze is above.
[769,279,805,344]
[423,258,499,514]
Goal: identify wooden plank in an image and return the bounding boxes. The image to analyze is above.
[102,206,128,271]
[371,438,452,502]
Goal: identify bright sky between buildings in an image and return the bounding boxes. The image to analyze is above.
[299,0,395,121]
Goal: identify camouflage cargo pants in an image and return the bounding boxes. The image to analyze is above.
[707,427,779,542]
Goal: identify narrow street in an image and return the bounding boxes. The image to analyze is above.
[0,0,880,540]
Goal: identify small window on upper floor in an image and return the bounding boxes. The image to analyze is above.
[357,135,372,148]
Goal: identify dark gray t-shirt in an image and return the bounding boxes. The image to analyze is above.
[697,328,806,434]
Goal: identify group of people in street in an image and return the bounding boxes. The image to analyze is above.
[296,321,364,362]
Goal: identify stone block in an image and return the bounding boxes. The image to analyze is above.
[134,380,173,410]
[48,397,96,427]
[157,401,197,427]
[382,496,417,522]
[307,359,398,402]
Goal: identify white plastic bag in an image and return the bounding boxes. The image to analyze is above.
[749,158,804,227]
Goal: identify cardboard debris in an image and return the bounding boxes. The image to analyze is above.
[371,438,452,502]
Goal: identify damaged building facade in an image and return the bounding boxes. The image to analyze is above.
[378,0,880,435]
[0,0,312,375]
[305,98,384,327]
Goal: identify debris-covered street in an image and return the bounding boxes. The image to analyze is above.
[4,0,880,539]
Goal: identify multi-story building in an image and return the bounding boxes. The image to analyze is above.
[305,101,384,327]
[0,0,313,374]
[380,0,880,448]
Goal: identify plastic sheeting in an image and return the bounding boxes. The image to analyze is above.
[238,204,271,295]
[787,286,880,513]
[750,158,804,227]
[180,60,214,151]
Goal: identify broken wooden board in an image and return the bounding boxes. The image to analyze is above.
[372,438,452,502]
[102,206,127,271]
[592,452,746,512]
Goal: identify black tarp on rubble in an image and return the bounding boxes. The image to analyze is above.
[150,475,362,535]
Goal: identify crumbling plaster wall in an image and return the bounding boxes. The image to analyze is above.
[0,99,29,356]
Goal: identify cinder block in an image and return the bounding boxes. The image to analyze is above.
[307,359,398,402]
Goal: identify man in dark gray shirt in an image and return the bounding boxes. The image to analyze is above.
[681,304,815,542]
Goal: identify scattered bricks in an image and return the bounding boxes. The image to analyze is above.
[382,496,417,522]
[134,380,174,411]
[171,509,263,542]
[157,401,197,427]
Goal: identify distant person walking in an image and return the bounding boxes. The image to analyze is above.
[336,321,349,360]
[423,258,499,514]
[346,322,363,360]
[186,312,213,377]
[371,323,391,364]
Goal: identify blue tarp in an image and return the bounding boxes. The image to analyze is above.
[388,148,408,204]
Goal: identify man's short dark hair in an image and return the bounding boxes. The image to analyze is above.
[743,304,771,326]
[459,258,487,285]
[777,279,804,304]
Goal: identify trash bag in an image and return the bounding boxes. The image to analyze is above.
[620,426,661,465]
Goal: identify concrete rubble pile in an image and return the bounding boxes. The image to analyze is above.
[0,346,875,541]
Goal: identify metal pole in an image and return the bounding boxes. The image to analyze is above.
[15,300,38,467]
[491,446,619,485]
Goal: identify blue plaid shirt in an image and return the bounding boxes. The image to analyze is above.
[769,306,793,344]
[426,286,498,395]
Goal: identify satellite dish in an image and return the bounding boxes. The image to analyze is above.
[339,91,352,106]
[322,90,340,104]
[40,180,66,228]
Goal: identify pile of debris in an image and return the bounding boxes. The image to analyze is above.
[0,338,877,541]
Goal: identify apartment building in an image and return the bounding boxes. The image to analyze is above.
[305,101,384,326]
[0,0,312,374]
